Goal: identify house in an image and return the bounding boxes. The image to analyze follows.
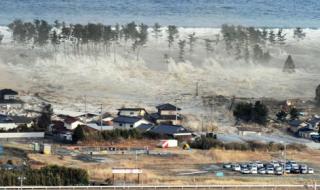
[0,89,23,109]
[0,114,34,131]
[151,103,182,125]
[136,123,154,133]
[149,124,191,139]
[112,116,150,129]
[288,119,308,133]
[117,108,148,118]
[307,116,320,130]
[298,127,318,139]
[64,117,84,130]
[237,127,262,136]
[86,122,114,131]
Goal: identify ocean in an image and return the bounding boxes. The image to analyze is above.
[0,0,319,27]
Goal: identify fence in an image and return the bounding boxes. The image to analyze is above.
[0,185,318,190]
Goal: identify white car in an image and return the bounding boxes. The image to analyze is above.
[258,168,266,174]
[266,168,274,174]
[308,168,314,174]
[241,168,250,174]
[233,164,241,171]
[251,168,258,174]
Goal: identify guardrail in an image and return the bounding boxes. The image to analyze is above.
[0,185,318,190]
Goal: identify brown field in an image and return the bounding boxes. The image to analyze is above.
[2,140,320,185]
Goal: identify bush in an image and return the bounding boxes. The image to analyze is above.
[233,101,268,125]
[0,165,89,186]
[190,137,305,152]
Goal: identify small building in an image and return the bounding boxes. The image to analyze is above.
[0,114,33,131]
[117,108,148,118]
[0,89,23,109]
[113,116,150,129]
[237,127,262,136]
[288,119,308,133]
[64,117,84,130]
[307,116,320,131]
[298,127,318,139]
[151,103,182,125]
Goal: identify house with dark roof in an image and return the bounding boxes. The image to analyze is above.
[0,89,23,109]
[149,124,191,138]
[288,119,308,133]
[307,116,320,130]
[298,127,318,139]
[113,116,150,129]
[151,103,182,125]
[0,115,34,130]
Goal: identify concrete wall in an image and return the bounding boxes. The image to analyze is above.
[0,132,45,138]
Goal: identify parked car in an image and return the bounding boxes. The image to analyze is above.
[232,164,241,171]
[241,168,250,174]
[250,167,258,174]
[258,168,266,174]
[223,163,232,169]
[266,168,274,174]
[308,168,314,174]
[275,167,283,175]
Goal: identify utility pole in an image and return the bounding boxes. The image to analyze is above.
[195,82,199,97]
[84,95,87,125]
[100,104,103,131]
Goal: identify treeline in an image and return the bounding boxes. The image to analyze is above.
[190,136,306,151]
[72,127,167,143]
[0,165,88,186]
[233,101,269,125]
[6,19,307,63]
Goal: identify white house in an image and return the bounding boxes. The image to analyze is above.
[86,123,114,131]
[113,116,150,129]
[64,117,84,130]
[117,108,147,117]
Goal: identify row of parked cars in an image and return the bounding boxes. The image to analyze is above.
[223,160,314,175]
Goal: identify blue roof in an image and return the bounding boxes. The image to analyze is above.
[136,124,154,132]
[308,117,320,126]
[113,116,142,124]
[150,124,189,135]
[298,127,314,132]
[288,119,303,127]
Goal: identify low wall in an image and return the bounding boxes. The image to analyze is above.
[0,132,45,138]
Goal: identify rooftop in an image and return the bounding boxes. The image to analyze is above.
[156,103,181,111]
[113,116,144,124]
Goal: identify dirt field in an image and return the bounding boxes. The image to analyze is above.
[24,143,320,185]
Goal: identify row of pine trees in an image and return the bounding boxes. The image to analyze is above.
[5,19,306,63]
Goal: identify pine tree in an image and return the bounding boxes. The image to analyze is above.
[268,30,276,44]
[204,38,214,57]
[187,32,197,53]
[283,55,295,73]
[167,25,178,48]
[152,22,161,40]
[293,27,306,41]
[178,39,186,62]
[277,28,286,45]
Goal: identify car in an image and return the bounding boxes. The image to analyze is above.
[285,168,291,173]
[301,168,308,174]
[240,164,248,169]
[275,167,283,175]
[308,168,314,174]
[300,164,308,170]
[232,164,241,171]
[266,168,274,174]
[223,163,232,169]
[258,168,266,174]
[241,168,250,174]
[250,167,258,174]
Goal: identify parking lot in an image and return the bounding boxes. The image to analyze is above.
[222,160,315,176]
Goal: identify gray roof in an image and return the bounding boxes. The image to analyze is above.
[113,116,143,124]
[0,89,18,96]
[288,119,303,127]
[149,124,188,135]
